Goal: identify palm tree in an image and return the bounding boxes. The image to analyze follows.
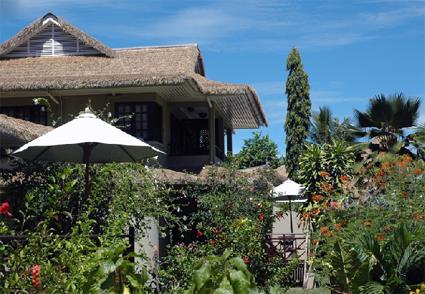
[354,93,421,151]
[310,106,359,144]
[311,106,332,144]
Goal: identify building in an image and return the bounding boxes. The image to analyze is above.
[0,13,267,171]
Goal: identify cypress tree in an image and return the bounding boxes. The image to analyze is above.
[284,48,311,178]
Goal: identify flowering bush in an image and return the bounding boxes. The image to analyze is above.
[0,162,178,292]
[311,154,425,292]
[297,141,355,226]
[159,165,297,292]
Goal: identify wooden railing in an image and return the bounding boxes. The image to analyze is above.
[266,233,308,286]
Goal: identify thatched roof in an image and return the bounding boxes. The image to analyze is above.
[0,47,266,124]
[152,168,198,185]
[0,13,267,128]
[0,114,53,148]
[0,12,114,57]
[152,165,288,186]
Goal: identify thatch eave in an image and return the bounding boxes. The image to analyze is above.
[0,114,53,148]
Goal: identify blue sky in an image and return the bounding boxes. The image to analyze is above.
[1,0,424,154]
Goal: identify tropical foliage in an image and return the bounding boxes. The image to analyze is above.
[0,162,177,292]
[285,47,311,178]
[310,106,358,144]
[159,166,298,293]
[308,153,425,293]
[354,93,421,151]
[234,131,281,169]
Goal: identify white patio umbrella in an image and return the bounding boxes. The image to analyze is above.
[13,108,163,200]
[273,179,306,233]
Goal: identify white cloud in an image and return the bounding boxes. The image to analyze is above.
[1,0,423,52]
[139,8,252,44]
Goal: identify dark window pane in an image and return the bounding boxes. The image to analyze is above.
[114,102,162,142]
[0,105,47,125]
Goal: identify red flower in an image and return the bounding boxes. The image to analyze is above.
[213,227,222,235]
[0,202,12,217]
[196,230,203,238]
[258,213,265,222]
[243,256,250,264]
[376,233,385,241]
[30,264,41,288]
[339,175,350,183]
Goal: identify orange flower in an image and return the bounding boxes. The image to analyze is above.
[312,208,321,216]
[376,233,385,241]
[402,154,413,163]
[311,194,324,202]
[335,223,341,232]
[413,213,425,221]
[319,171,330,177]
[363,219,372,227]
[321,182,333,193]
[381,162,392,170]
[312,239,320,246]
[320,226,329,233]
[302,212,311,220]
[339,175,350,183]
[413,168,423,175]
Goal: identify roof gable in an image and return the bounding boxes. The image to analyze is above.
[0,13,114,58]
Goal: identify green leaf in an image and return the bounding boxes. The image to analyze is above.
[193,262,212,290]
[99,260,117,276]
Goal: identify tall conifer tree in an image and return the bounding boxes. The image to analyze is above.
[284,48,311,177]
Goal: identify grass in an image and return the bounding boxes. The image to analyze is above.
[286,288,330,294]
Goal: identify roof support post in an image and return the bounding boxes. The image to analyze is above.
[226,129,233,156]
[208,100,216,164]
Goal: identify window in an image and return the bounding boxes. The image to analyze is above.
[115,102,162,142]
[170,117,209,155]
[0,105,48,125]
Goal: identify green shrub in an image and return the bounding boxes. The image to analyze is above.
[0,162,178,292]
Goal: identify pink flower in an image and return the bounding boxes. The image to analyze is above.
[329,201,338,209]
[243,256,250,264]
[0,202,12,217]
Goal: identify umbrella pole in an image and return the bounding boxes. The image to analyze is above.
[85,161,90,202]
[83,144,92,203]
[289,196,294,234]
[78,143,93,218]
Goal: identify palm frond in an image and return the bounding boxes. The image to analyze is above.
[355,109,375,128]
[369,94,393,127]
[359,281,385,294]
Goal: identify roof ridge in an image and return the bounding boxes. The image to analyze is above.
[113,44,199,51]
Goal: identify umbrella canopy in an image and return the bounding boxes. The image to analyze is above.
[14,108,163,204]
[273,179,306,233]
[13,108,162,163]
[273,179,306,202]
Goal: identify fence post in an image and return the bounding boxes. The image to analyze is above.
[128,226,135,264]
